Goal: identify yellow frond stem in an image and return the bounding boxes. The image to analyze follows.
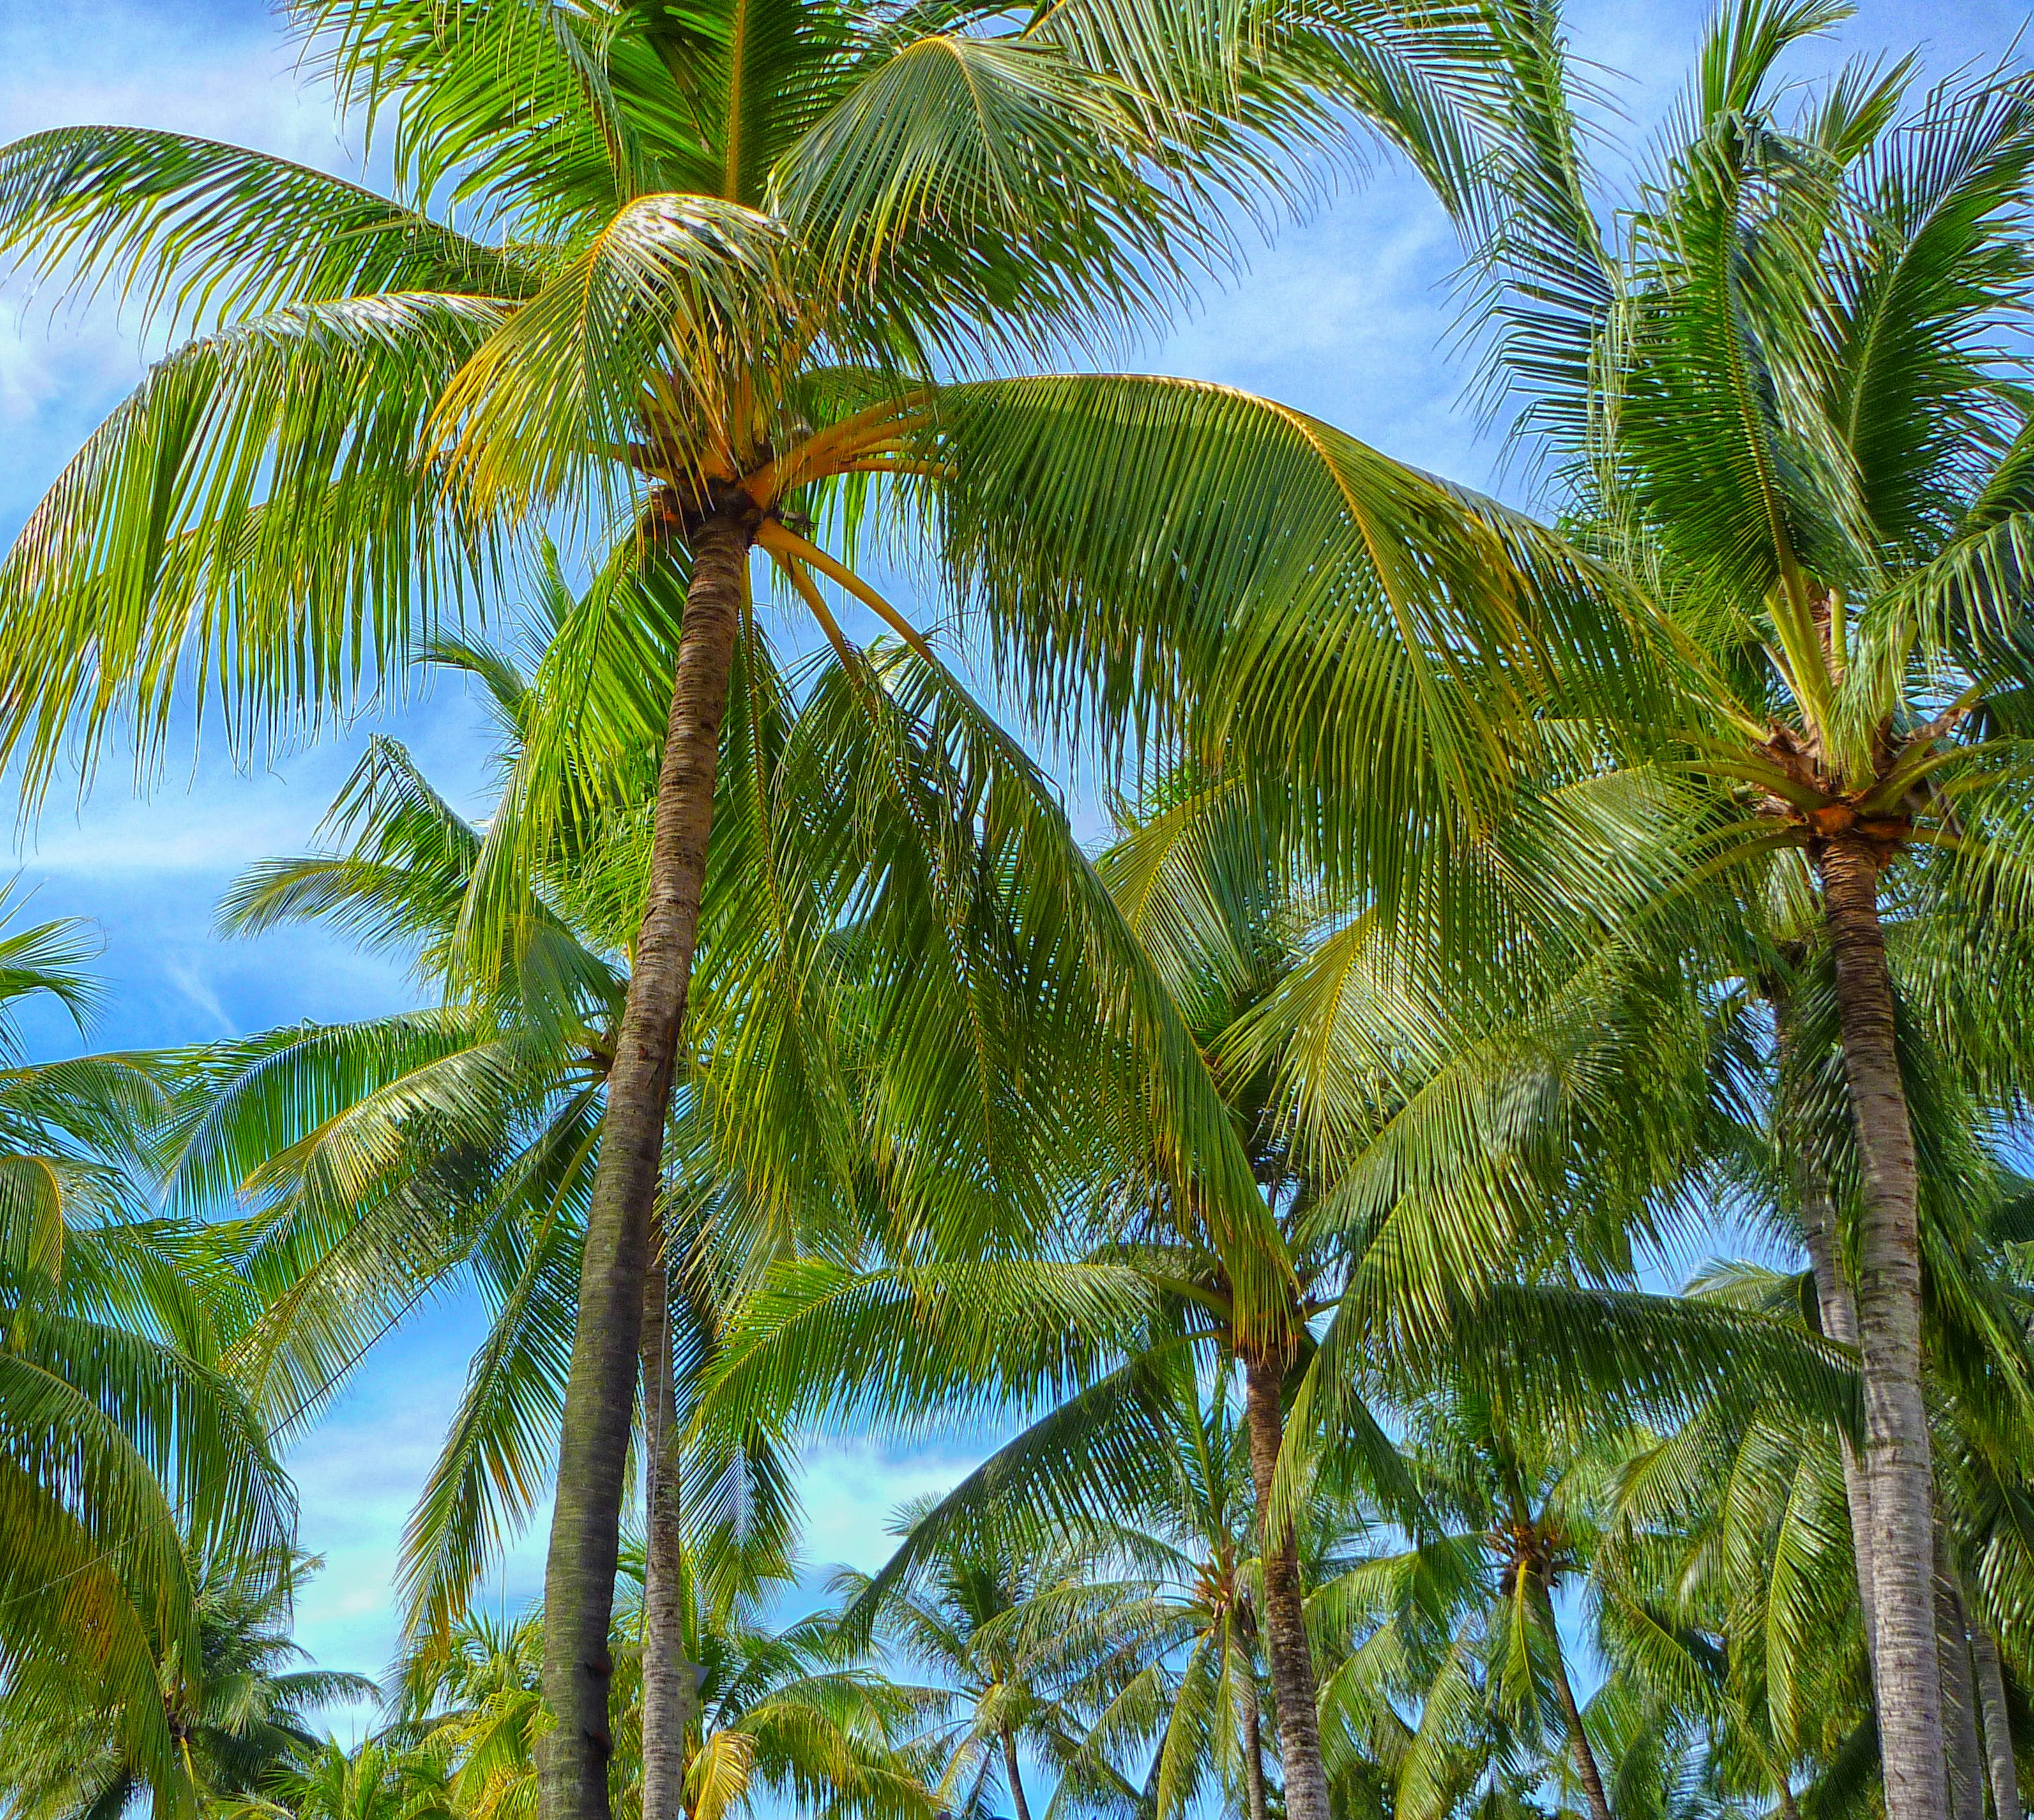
[773,553,857,669]
[745,394,930,504]
[755,522,937,664]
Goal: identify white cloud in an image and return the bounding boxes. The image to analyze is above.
[796,1436,992,1577]
[0,1,342,160]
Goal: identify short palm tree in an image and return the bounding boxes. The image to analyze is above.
[0,906,296,1819]
[402,1561,932,1820]
[835,1508,1109,1820]
[1326,1389,1621,1820]
[0,1550,371,1820]
[1038,1370,1281,1820]
[225,1736,461,1820]
[1447,5,2034,1806]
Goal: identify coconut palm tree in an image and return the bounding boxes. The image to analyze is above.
[704,771,1856,1820]
[224,1736,462,1820]
[169,586,1172,1819]
[831,1506,1117,1820]
[994,1364,1391,1820]
[1431,6,2034,1807]
[0,904,296,1819]
[0,1550,370,1820]
[1319,1388,1623,1820]
[397,1555,933,1820]
[1031,1369,1283,1820]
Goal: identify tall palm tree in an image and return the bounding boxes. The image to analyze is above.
[0,5,1538,1810]
[704,775,1853,1820]
[167,591,1142,1814]
[1436,6,2034,1807]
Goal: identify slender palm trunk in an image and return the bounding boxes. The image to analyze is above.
[1000,1724,1033,1820]
[1240,1651,1270,1820]
[1797,1159,1879,1664]
[1242,1353,1332,1820]
[1776,985,1881,1666]
[1816,838,1946,1820]
[1939,1520,1986,1820]
[540,506,755,1820]
[641,1252,699,1820]
[1534,1581,1612,1820]
[1971,1619,2022,1820]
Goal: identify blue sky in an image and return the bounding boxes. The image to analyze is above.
[0,0,2025,1709]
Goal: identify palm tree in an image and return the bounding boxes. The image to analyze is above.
[225,1736,462,1820]
[398,1560,933,1820]
[1323,1388,1621,1820]
[704,774,1854,1820]
[0,6,1538,1810]
[835,1506,1109,1820]
[176,583,1218,1820]
[0,1550,372,1819]
[1003,1366,1381,1820]
[1036,1370,1281,1820]
[0,903,296,1819]
[1440,6,2034,1807]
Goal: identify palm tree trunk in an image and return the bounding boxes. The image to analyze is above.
[641,1252,699,1820]
[1797,1160,1879,1664]
[1937,1505,1987,1820]
[1971,1619,2022,1820]
[1242,1353,1332,1820]
[540,506,755,1820]
[1240,1654,1270,1820]
[1816,837,1946,1820]
[1000,1724,1033,1820]
[1534,1580,1612,1820]
[1776,984,1879,1667]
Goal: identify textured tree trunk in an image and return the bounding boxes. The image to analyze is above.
[1000,1724,1034,1820]
[1535,1581,1613,1820]
[1243,1353,1332,1820]
[1939,1522,1986,1820]
[640,1252,699,1820]
[1777,985,1880,1667]
[1797,1163,1879,1664]
[540,509,754,1820]
[1240,1653,1270,1820]
[1971,1619,2023,1820]
[1816,838,1947,1820]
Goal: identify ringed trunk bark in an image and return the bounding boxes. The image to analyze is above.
[640,1251,699,1820]
[540,509,754,1820]
[1242,1353,1332,1820]
[1776,985,1879,1667]
[1535,1580,1613,1820]
[1816,837,1946,1820]
[1971,1619,2023,1820]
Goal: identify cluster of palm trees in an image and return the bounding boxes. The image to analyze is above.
[0,0,2031,1813]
